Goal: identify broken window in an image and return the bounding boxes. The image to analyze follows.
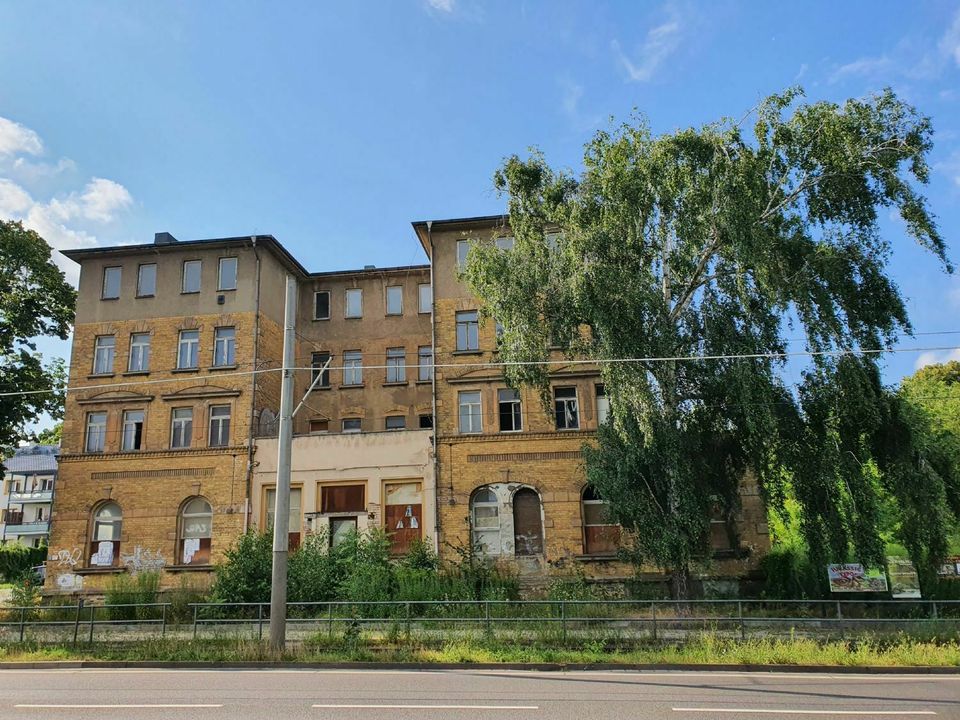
[498,388,522,432]
[554,386,580,430]
[582,485,620,555]
[121,410,144,451]
[321,484,365,513]
[596,384,610,425]
[179,497,212,565]
[384,482,422,554]
[90,501,122,567]
[513,488,544,556]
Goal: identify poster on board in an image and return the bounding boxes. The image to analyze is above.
[887,557,921,598]
[827,564,888,592]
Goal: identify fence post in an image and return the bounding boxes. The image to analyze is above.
[738,600,745,641]
[405,602,411,639]
[651,601,658,642]
[560,601,567,646]
[18,607,25,643]
[192,604,198,640]
[327,602,333,639]
[73,599,84,645]
[88,604,96,643]
[835,600,843,620]
[484,601,491,637]
[931,601,938,621]
[161,604,167,638]
[258,603,264,641]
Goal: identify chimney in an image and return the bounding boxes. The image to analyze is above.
[154,231,178,245]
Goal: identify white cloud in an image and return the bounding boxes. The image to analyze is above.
[425,0,454,12]
[559,76,601,132]
[935,149,960,189]
[939,8,960,67]
[0,117,43,157]
[613,7,682,83]
[828,56,892,84]
[915,348,960,370]
[0,178,33,217]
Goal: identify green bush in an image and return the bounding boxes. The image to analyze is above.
[760,545,824,599]
[210,531,272,605]
[0,543,46,582]
[104,571,162,620]
[163,575,212,624]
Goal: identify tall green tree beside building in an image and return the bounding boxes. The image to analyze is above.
[463,88,954,596]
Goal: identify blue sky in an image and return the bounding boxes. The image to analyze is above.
[1,0,959,397]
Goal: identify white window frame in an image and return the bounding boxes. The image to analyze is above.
[128,333,151,373]
[386,347,406,383]
[213,326,236,367]
[208,404,231,447]
[101,266,121,299]
[217,257,238,291]
[471,487,500,555]
[342,418,362,433]
[93,335,115,375]
[458,391,482,434]
[313,291,330,320]
[456,310,480,351]
[177,329,200,369]
[418,346,433,382]
[311,352,331,388]
[171,407,193,448]
[596,384,610,425]
[137,263,157,297]
[345,288,363,318]
[418,283,432,314]
[498,388,522,432]
[182,260,202,293]
[342,350,363,386]
[456,239,470,269]
[386,285,403,316]
[85,412,107,453]
[121,409,144,452]
[554,386,580,430]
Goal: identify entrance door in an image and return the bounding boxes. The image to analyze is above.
[512,488,543,556]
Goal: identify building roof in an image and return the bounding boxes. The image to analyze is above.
[2,444,60,475]
[411,214,509,258]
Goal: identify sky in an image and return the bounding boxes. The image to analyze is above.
[1,0,960,414]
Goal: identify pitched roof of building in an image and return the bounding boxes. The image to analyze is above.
[2,444,60,475]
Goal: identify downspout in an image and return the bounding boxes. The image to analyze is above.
[244,235,262,533]
[428,221,441,553]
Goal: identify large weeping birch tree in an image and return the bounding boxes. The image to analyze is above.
[463,88,957,597]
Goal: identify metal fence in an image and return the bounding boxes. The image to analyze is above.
[2,598,959,645]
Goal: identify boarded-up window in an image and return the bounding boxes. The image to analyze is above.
[321,484,365,514]
[513,488,543,556]
[709,504,738,551]
[384,482,422,555]
[582,486,620,555]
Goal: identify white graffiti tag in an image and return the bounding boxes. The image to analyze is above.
[54,548,82,568]
[120,546,166,574]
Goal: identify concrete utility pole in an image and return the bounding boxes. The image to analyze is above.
[268,274,297,651]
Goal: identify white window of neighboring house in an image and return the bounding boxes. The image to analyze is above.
[456,311,479,351]
[182,260,202,293]
[314,291,330,320]
[386,347,406,383]
[345,288,362,318]
[343,350,362,385]
[418,283,432,314]
[386,285,403,315]
[554,386,580,430]
[311,352,331,388]
[471,487,500,555]
[102,266,121,299]
[128,333,151,372]
[177,330,200,369]
[218,257,238,291]
[137,263,157,297]
[596,384,610,425]
[85,412,107,453]
[418,346,433,382]
[121,410,144,451]
[180,497,212,565]
[342,418,361,433]
[213,326,236,367]
[495,236,514,250]
[456,239,470,269]
[171,407,193,448]
[498,388,522,432]
[458,391,482,434]
[385,416,406,431]
[208,405,231,447]
[93,335,115,374]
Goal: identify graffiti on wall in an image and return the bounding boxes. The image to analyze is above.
[53,547,83,591]
[120,546,166,574]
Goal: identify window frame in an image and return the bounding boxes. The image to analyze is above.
[456,239,470,269]
[92,335,116,375]
[418,283,432,314]
[181,259,202,294]
[458,390,483,434]
[101,266,121,300]
[311,352,331,388]
[385,415,406,431]
[217,256,238,291]
[177,329,200,370]
[498,388,523,433]
[582,485,621,556]
[344,288,363,318]
[120,409,145,452]
[213,326,236,367]
[128,333,151,373]
[179,496,213,565]
[554,386,580,430]
[418,345,433,382]
[136,263,157,298]
[90,501,122,567]
[471,487,500,556]
[342,418,362,433]
[208,404,231,447]
[313,291,331,321]
[385,347,406,383]
[264,485,302,550]
[342,350,363,386]
[455,310,480,351]
[596,384,610,426]
[385,285,403,316]
[85,411,107,453]
[170,407,193,449]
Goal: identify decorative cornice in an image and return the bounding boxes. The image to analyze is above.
[59,445,246,462]
[436,430,596,443]
[160,388,242,401]
[76,393,155,405]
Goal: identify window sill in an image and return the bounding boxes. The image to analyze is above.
[385,313,403,318]
[100,297,120,302]
[557,427,582,432]
[339,384,364,389]
[415,380,432,385]
[344,316,363,320]
[312,317,330,322]
[171,367,200,374]
[181,291,200,296]
[217,288,237,293]
[382,381,408,387]
[166,564,214,573]
[135,294,155,299]
[87,373,115,380]
[452,350,483,356]
[208,365,238,372]
[310,386,332,391]
[122,371,150,377]
[76,566,124,575]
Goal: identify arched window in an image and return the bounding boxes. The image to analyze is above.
[513,488,544,556]
[179,497,212,565]
[582,486,620,555]
[470,487,500,555]
[90,501,122,567]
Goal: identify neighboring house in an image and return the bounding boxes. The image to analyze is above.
[45,222,769,595]
[1,444,59,547]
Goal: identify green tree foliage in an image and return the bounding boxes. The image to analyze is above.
[35,422,62,446]
[0,221,75,451]
[0,543,47,582]
[462,88,954,596]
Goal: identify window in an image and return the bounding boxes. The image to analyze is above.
[342,418,361,433]
[498,389,522,432]
[309,419,329,433]
[102,266,121,299]
[128,333,151,373]
[313,291,330,320]
[456,239,470,269]
[311,352,331,388]
[137,263,157,297]
[218,257,238,291]
[121,410,144,451]
[513,488,544,556]
[321,484,365,513]
[545,231,562,250]
[171,407,193,448]
[385,416,406,431]
[181,260,201,293]
[458,391,482,434]
[495,320,505,344]
[596,384,610,425]
[471,487,500,555]
[495,236,514,250]
[418,346,433,382]
[418,283,432,314]
[386,285,403,315]
[554,387,580,430]
[179,497,212,565]
[384,481,422,554]
[93,335,115,374]
[265,487,302,550]
[177,330,200,369]
[386,347,406,383]
[343,350,362,386]
[90,502,122,567]
[345,288,362,318]
[208,405,231,447]
[213,327,236,367]
[582,486,620,555]
[85,412,107,453]
[456,311,479,351]
[419,414,434,429]
[329,517,357,547]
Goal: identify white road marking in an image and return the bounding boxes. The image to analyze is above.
[312,704,539,710]
[15,704,224,709]
[673,709,936,716]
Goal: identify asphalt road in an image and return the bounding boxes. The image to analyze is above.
[0,668,957,720]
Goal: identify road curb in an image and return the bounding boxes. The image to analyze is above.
[0,661,958,673]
